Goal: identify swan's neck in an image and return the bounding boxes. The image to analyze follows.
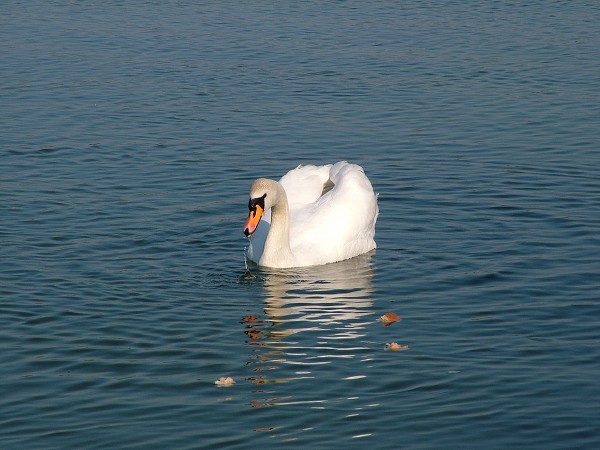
[260,183,295,268]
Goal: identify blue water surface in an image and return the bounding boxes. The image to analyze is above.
[2,1,600,449]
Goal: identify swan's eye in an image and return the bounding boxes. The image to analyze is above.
[248,194,266,212]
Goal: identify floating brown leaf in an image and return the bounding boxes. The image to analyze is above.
[385,342,409,352]
[378,312,401,326]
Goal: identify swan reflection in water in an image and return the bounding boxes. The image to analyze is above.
[241,252,376,405]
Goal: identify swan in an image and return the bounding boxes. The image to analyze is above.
[243,161,378,268]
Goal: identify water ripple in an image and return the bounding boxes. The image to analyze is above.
[2,1,600,448]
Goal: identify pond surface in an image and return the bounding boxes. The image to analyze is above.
[2,1,599,448]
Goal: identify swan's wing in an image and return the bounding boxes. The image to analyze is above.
[289,162,379,264]
[279,164,332,213]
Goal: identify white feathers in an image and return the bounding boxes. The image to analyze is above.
[245,162,378,268]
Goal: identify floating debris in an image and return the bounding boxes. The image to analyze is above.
[244,329,261,340]
[378,312,401,326]
[242,315,259,323]
[385,342,408,352]
[214,376,235,387]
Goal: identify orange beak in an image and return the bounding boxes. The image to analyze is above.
[243,204,263,237]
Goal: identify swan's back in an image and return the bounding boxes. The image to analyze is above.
[279,164,332,211]
[284,162,378,266]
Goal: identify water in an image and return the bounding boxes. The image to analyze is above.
[2,1,600,448]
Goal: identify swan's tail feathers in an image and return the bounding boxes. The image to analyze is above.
[328,161,367,185]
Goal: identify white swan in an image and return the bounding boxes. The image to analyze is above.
[243,161,378,268]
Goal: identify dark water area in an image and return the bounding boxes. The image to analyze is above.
[2,1,599,448]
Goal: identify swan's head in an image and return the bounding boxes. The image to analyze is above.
[243,178,276,237]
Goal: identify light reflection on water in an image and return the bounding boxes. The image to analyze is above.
[240,252,378,411]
